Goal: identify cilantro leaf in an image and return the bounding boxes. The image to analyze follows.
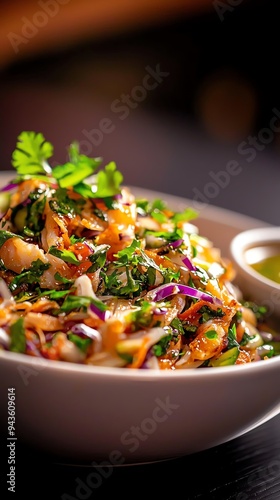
[240,331,254,346]
[88,245,109,273]
[135,198,166,216]
[0,230,22,248]
[52,142,102,188]
[53,160,99,188]
[227,324,239,349]
[54,272,73,285]
[198,305,224,324]
[151,210,168,224]
[14,190,47,236]
[146,228,184,244]
[73,182,96,198]
[9,259,50,291]
[152,333,172,357]
[60,295,92,313]
[151,199,167,211]
[41,289,71,300]
[68,333,92,353]
[60,294,107,314]
[118,267,140,295]
[172,207,198,224]
[69,235,86,244]
[115,239,141,265]
[49,188,85,217]
[11,132,53,175]
[10,134,125,201]
[129,301,154,331]
[49,247,80,265]
[94,162,123,198]
[170,317,185,336]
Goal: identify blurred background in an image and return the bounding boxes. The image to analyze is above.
[0,0,279,224]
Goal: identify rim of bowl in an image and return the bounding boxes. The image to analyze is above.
[1,348,280,380]
[230,226,280,291]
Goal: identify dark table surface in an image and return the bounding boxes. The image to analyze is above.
[1,411,280,499]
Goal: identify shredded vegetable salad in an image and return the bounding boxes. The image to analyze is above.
[0,132,279,369]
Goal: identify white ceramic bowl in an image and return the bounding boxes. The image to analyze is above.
[1,178,280,464]
[230,227,280,319]
[1,350,280,464]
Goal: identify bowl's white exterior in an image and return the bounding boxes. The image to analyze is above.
[1,352,280,463]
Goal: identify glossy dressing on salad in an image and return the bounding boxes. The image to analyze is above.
[0,132,279,369]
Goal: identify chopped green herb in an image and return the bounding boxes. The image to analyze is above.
[9,259,50,292]
[87,245,109,273]
[0,230,22,248]
[171,317,185,336]
[239,330,255,346]
[60,295,92,313]
[129,301,154,331]
[153,333,172,357]
[52,142,102,188]
[49,247,80,265]
[49,188,85,216]
[198,305,224,324]
[10,317,26,353]
[205,330,218,340]
[171,207,198,225]
[227,324,239,349]
[54,272,73,285]
[60,294,107,314]
[68,333,92,353]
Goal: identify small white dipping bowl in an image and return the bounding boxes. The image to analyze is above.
[230,227,280,318]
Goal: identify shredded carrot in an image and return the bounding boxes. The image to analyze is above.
[127,337,150,369]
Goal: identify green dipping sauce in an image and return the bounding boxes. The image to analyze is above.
[251,254,280,284]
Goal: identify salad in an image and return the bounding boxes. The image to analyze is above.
[0,132,279,369]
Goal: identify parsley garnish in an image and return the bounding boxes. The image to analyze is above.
[10,132,124,199]
[11,131,53,175]
[52,142,102,188]
[94,162,123,198]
